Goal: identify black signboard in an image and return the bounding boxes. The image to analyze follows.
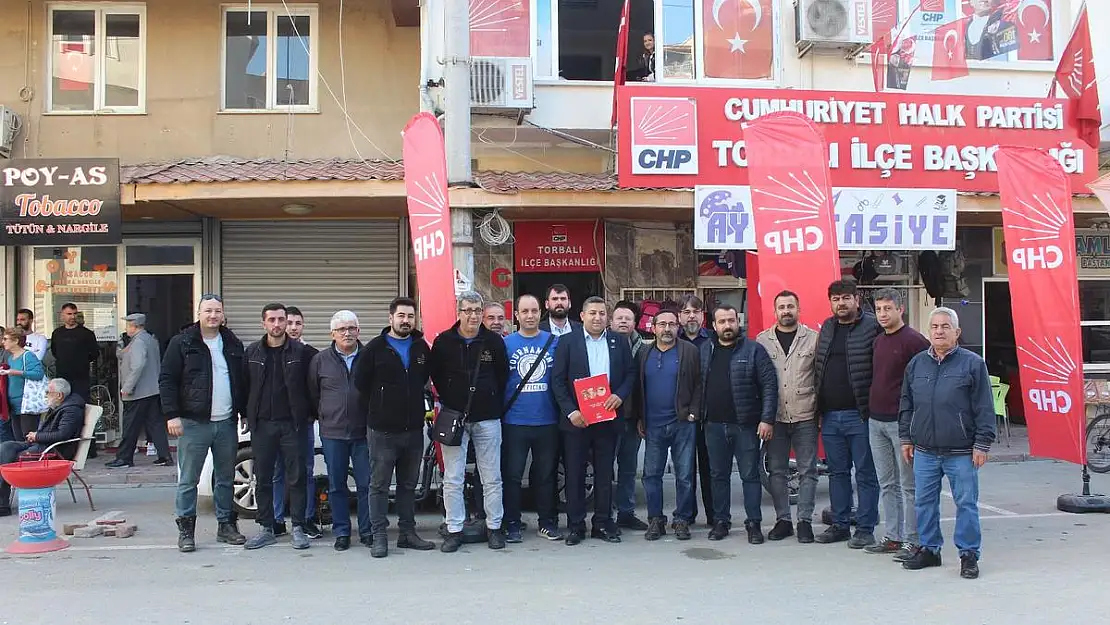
[0,158,122,246]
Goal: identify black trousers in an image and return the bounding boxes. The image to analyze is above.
[253,419,307,529]
[502,423,560,527]
[369,429,423,535]
[115,396,171,462]
[691,423,715,523]
[562,421,616,529]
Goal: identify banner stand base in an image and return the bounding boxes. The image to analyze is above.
[1057,465,1110,514]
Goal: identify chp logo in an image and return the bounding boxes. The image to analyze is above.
[1019,335,1077,415]
[1002,191,1067,271]
[751,169,828,255]
[630,97,698,175]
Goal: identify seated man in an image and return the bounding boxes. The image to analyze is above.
[0,378,86,516]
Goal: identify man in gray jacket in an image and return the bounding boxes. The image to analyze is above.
[107,313,171,467]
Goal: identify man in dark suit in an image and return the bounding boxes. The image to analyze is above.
[552,296,636,546]
[539,284,582,338]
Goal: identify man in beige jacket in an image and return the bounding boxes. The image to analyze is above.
[755,290,820,544]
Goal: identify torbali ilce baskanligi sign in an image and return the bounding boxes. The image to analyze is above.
[1,159,122,246]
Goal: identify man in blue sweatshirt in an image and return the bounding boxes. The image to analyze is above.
[501,294,562,543]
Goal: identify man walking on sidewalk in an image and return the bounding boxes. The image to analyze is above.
[867,289,929,561]
[107,313,172,467]
[355,299,437,556]
[161,294,247,552]
[242,304,314,551]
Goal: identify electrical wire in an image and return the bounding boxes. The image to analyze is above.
[477,209,513,246]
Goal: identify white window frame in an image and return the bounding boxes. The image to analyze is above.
[45,3,147,115]
[531,0,780,86]
[220,3,319,113]
[870,0,1064,75]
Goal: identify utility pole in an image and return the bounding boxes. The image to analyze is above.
[442,0,475,291]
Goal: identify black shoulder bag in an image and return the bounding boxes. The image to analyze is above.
[503,333,556,415]
[433,351,483,446]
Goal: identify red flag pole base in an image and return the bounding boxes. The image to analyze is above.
[1056,465,1110,513]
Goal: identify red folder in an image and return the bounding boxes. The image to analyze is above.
[573,374,617,425]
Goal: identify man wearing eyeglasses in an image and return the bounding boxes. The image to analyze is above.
[678,294,716,528]
[160,294,248,552]
[430,291,510,553]
[635,308,702,541]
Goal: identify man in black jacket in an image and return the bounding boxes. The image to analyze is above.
[160,294,248,552]
[50,302,100,400]
[635,309,702,541]
[430,291,510,553]
[0,379,85,516]
[353,298,437,557]
[241,303,313,551]
[552,296,636,546]
[700,304,778,543]
[539,284,582,337]
[813,279,882,548]
[309,310,371,553]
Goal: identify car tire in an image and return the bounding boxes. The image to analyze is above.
[759,446,799,506]
[556,459,594,511]
[232,446,258,519]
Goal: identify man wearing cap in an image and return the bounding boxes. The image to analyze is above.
[107,313,172,467]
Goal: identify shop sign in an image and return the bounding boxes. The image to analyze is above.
[993,228,1110,277]
[0,159,121,246]
[514,221,604,273]
[617,86,1095,193]
[696,186,956,251]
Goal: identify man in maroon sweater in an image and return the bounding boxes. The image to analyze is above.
[866,288,929,561]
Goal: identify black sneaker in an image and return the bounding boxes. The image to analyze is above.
[865,539,902,554]
[814,525,851,544]
[302,520,323,539]
[617,513,649,531]
[152,457,173,467]
[505,521,524,543]
[488,528,507,550]
[847,531,876,549]
[334,536,350,551]
[796,521,815,544]
[272,521,288,537]
[707,521,730,541]
[960,555,980,579]
[893,544,919,562]
[105,458,133,468]
[745,521,764,545]
[645,517,666,541]
[672,520,692,541]
[767,520,794,541]
[441,532,464,553]
[902,548,943,570]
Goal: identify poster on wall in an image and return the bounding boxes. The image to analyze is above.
[0,159,121,246]
[695,185,956,250]
[907,0,1055,65]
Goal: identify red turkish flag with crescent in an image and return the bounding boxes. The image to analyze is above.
[997,146,1086,465]
[402,112,457,344]
[1011,0,1054,60]
[469,0,530,57]
[931,17,969,81]
[744,112,840,330]
[58,40,94,91]
[702,0,774,80]
[1053,4,1101,150]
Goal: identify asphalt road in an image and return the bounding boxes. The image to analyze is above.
[2,460,1108,625]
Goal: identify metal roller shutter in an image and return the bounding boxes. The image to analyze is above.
[220,221,400,346]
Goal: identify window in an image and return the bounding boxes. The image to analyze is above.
[534,0,774,83]
[222,5,317,111]
[1080,279,1110,366]
[47,5,145,113]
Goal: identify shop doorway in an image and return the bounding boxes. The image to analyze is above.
[515,272,603,321]
[126,274,195,354]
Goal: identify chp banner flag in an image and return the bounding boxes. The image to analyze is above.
[997,146,1086,465]
[1051,2,1100,150]
[701,0,774,80]
[402,112,457,344]
[743,112,841,330]
[469,0,530,57]
[611,0,632,127]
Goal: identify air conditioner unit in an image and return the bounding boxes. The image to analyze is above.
[795,0,873,58]
[0,105,18,158]
[470,57,534,111]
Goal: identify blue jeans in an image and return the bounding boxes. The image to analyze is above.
[821,409,879,532]
[274,424,316,523]
[0,418,15,444]
[704,421,762,524]
[642,420,696,523]
[613,418,642,517]
[441,419,503,533]
[914,451,982,560]
[322,437,372,539]
[175,417,238,522]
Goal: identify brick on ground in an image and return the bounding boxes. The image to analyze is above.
[63,523,87,536]
[73,525,104,538]
[114,524,137,538]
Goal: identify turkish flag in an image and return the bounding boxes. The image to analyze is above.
[931,17,969,81]
[869,35,889,92]
[58,40,93,91]
[469,0,530,57]
[402,112,457,344]
[996,146,1086,465]
[1053,4,1101,150]
[702,0,773,80]
[611,0,632,127]
[1012,0,1053,60]
[744,112,841,330]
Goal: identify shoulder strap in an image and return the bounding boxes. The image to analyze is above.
[461,343,484,416]
[503,333,556,414]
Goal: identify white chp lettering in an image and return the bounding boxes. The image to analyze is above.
[413,230,446,261]
[1028,388,1072,414]
[1011,245,1063,271]
[764,226,823,254]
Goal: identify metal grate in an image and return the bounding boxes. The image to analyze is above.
[620,288,697,306]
